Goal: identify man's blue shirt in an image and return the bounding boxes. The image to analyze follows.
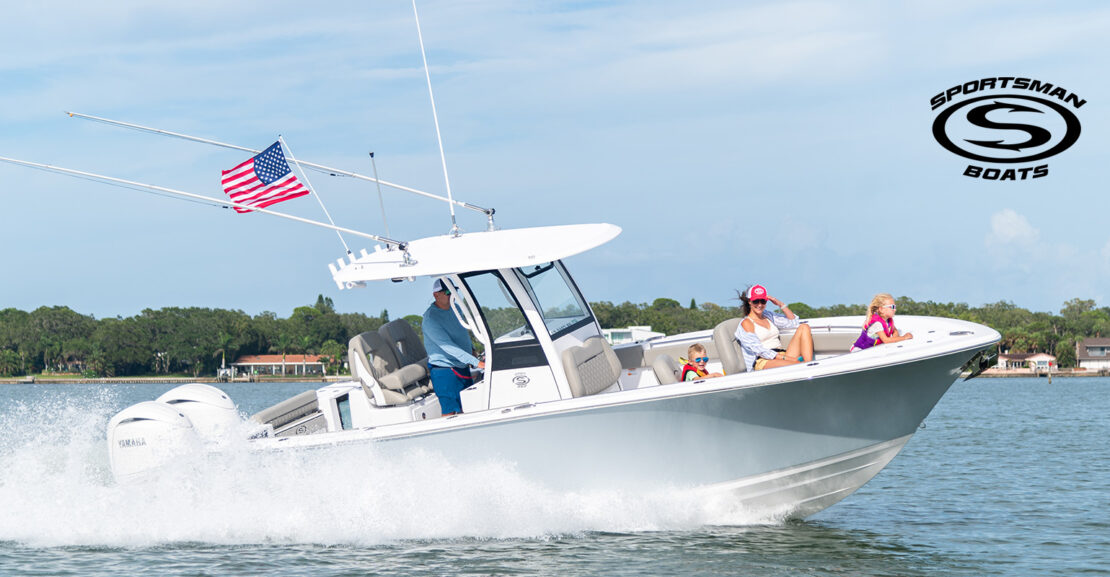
[422,303,480,368]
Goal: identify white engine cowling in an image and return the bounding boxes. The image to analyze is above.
[107,384,241,482]
[107,401,201,482]
[155,383,240,439]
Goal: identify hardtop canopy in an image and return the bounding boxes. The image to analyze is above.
[330,223,621,288]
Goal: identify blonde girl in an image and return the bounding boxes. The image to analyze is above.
[850,293,913,352]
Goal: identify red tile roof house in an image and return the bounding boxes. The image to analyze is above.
[1076,338,1110,371]
[231,354,325,377]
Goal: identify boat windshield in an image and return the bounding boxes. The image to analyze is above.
[460,271,533,344]
[516,262,591,338]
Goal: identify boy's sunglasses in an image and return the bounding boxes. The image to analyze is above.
[693,357,709,363]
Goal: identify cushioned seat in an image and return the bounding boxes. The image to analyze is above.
[652,354,681,385]
[250,389,327,437]
[379,319,430,370]
[561,336,622,397]
[349,330,431,407]
[712,318,748,375]
[250,389,319,428]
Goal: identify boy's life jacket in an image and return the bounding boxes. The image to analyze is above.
[680,362,707,381]
[852,314,895,351]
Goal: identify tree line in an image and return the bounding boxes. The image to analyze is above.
[0,296,389,377]
[1,295,1107,377]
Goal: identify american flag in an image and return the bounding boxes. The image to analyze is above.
[221,141,309,213]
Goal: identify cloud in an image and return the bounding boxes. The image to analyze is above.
[986,208,1040,248]
[981,209,1108,307]
[984,209,1045,276]
[774,215,827,254]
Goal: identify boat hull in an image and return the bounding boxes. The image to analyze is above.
[369,347,970,519]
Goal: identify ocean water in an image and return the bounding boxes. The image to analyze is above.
[0,377,1107,576]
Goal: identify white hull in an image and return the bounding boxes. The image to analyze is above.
[232,333,983,519]
[701,435,911,519]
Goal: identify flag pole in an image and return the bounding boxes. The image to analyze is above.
[279,135,351,255]
[64,111,495,223]
[0,154,406,250]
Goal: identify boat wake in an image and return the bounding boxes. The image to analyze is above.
[0,393,782,547]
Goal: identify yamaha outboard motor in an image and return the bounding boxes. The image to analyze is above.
[106,384,240,482]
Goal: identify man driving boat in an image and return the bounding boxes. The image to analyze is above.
[422,278,485,415]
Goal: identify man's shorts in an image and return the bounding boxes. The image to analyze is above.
[429,365,472,414]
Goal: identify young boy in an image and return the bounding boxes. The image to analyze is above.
[680,343,724,381]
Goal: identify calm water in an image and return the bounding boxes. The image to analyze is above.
[0,377,1107,576]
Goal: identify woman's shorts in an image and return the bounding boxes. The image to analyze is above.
[754,355,805,370]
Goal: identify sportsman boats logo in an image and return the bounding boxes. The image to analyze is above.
[930,77,1084,180]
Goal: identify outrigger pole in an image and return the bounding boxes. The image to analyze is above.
[412,0,459,237]
[64,111,497,230]
[279,134,352,255]
[0,155,408,253]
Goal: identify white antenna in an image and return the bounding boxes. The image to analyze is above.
[279,135,352,255]
[412,0,459,236]
[369,152,392,239]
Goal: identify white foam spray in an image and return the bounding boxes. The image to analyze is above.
[0,392,779,547]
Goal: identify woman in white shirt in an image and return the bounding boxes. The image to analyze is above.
[734,283,814,371]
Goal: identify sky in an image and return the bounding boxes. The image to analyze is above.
[1,0,1108,321]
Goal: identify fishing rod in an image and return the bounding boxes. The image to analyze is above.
[64,111,497,230]
[0,155,410,255]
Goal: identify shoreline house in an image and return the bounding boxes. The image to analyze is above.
[996,351,1056,371]
[1076,338,1110,371]
[230,354,325,377]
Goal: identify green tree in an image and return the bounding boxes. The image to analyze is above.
[272,333,294,376]
[314,294,336,315]
[298,335,315,355]
[213,331,233,370]
[319,339,346,375]
[1055,340,1077,368]
[0,349,21,377]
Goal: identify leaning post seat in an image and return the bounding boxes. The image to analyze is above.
[348,330,429,407]
[561,336,623,398]
[379,319,429,366]
[712,318,748,374]
[381,317,432,386]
